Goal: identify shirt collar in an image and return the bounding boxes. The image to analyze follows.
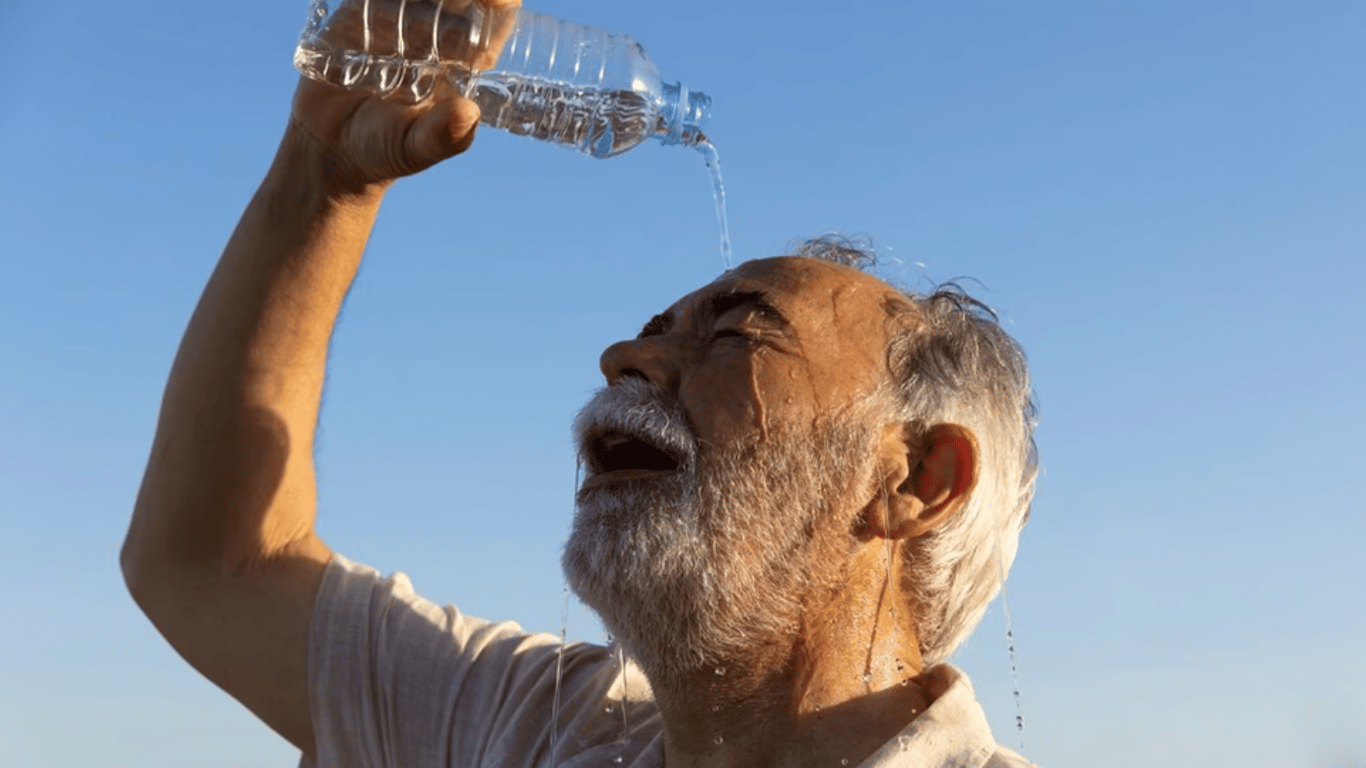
[858,664,998,768]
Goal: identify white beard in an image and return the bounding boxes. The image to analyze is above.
[562,379,875,683]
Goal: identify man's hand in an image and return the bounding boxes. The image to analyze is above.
[290,76,482,186]
[288,0,522,189]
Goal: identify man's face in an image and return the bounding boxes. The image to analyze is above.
[563,258,913,677]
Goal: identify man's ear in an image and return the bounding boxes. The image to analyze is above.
[864,423,979,540]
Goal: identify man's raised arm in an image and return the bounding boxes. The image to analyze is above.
[119,4,516,750]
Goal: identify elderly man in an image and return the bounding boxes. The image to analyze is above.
[122,6,1040,764]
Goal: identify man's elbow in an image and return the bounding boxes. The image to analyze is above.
[120,523,150,600]
[119,503,209,619]
[120,522,175,622]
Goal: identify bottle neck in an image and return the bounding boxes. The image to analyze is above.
[658,83,711,146]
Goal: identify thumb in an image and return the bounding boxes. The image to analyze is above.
[403,96,483,172]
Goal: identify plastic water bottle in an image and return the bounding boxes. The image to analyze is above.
[294,0,711,158]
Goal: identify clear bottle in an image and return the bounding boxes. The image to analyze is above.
[295,0,710,158]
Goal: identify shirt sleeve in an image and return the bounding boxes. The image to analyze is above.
[306,553,597,768]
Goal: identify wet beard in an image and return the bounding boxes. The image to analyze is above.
[563,410,873,685]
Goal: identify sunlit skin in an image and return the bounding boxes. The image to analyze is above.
[595,257,982,768]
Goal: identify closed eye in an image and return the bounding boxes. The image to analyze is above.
[712,328,758,344]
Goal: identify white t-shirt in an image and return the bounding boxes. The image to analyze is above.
[301,554,1038,768]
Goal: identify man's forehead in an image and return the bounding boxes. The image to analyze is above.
[673,256,909,315]
[726,255,876,286]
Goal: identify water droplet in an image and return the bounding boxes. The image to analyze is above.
[713,735,724,745]
[898,735,911,750]
[714,666,726,676]
[841,759,850,766]
[814,704,821,712]
[711,705,720,713]
[899,678,909,687]
[613,758,624,765]
[861,672,871,685]
[604,705,614,714]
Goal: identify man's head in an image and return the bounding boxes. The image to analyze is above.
[563,240,1038,681]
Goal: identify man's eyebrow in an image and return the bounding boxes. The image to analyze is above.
[706,291,789,327]
[637,291,788,339]
[637,312,673,339]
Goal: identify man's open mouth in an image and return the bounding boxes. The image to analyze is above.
[586,430,682,479]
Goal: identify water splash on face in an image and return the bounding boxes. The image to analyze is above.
[748,351,769,441]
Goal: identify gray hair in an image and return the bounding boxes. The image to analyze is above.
[794,235,1040,663]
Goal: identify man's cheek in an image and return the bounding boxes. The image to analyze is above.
[681,378,763,443]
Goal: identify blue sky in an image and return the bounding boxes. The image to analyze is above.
[1,0,1363,766]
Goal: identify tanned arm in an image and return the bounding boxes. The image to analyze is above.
[120,1,518,754]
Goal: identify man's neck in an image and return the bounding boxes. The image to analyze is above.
[648,549,936,768]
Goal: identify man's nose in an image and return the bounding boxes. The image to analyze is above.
[599,338,679,392]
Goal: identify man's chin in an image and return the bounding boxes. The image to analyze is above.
[561,491,720,678]
[562,570,717,681]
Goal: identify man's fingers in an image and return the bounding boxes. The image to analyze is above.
[404,96,482,170]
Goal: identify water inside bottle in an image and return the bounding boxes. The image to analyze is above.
[695,141,733,267]
[473,73,657,159]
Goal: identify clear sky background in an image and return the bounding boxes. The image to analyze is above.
[2,0,1363,766]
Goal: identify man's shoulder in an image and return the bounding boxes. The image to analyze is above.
[984,744,1043,768]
